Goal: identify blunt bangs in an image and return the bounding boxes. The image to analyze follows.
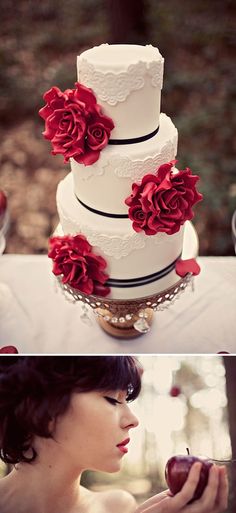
[0,356,143,464]
[78,356,143,401]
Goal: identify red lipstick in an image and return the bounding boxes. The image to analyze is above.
[117,438,130,454]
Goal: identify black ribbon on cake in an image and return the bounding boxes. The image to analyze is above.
[106,255,181,288]
[76,196,129,218]
[108,125,159,145]
[76,125,160,217]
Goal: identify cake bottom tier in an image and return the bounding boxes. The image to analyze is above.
[57,173,199,299]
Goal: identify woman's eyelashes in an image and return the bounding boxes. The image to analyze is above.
[104,396,122,405]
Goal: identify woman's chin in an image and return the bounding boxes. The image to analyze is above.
[108,463,121,473]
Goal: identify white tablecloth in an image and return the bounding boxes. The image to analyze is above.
[0,255,235,354]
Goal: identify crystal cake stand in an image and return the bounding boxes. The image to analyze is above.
[56,272,193,338]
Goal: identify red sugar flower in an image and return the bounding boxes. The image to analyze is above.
[125,161,203,235]
[39,83,114,165]
[48,234,110,297]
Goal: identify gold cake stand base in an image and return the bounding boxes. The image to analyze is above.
[56,273,193,339]
[96,308,153,339]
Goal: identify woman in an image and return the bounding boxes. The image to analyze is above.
[0,356,228,513]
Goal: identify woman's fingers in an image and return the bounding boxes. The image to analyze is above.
[139,463,202,512]
[134,490,170,512]
[193,464,220,511]
[134,464,228,513]
[169,461,202,508]
[215,466,228,511]
[177,464,228,513]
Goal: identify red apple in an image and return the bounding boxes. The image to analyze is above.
[165,454,213,502]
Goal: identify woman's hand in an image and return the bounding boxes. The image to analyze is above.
[134,462,228,513]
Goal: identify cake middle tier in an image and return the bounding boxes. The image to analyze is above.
[70,113,177,216]
[56,172,197,299]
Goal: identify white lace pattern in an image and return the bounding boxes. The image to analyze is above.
[113,137,178,180]
[78,59,164,106]
[58,203,181,259]
[73,134,177,182]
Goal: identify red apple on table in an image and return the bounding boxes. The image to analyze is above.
[165,454,213,502]
[0,346,18,354]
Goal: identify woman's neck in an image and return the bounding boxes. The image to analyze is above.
[0,442,86,513]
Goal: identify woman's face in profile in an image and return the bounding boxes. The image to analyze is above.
[49,389,139,473]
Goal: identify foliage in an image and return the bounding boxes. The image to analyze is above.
[0,0,235,254]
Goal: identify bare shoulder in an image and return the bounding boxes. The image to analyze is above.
[99,489,137,513]
[80,486,137,513]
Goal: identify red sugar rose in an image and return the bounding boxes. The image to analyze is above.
[48,234,110,297]
[39,82,114,165]
[125,161,203,235]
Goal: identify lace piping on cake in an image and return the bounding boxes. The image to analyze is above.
[78,59,164,106]
[73,135,177,182]
[57,204,181,259]
[113,137,178,180]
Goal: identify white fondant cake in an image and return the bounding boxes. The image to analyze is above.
[77,44,163,140]
[57,174,198,299]
[71,113,177,215]
[53,43,200,299]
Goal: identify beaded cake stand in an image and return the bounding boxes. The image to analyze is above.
[53,221,197,338]
[56,272,193,338]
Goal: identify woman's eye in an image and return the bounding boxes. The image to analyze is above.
[104,396,122,405]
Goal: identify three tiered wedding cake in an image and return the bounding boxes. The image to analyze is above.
[40,43,202,300]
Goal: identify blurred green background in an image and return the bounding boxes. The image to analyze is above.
[0,0,235,254]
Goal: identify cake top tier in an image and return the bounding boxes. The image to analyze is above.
[78,43,163,70]
[77,43,164,140]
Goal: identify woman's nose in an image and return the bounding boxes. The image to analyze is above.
[122,406,139,429]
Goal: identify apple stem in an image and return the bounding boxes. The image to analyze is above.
[186,448,190,455]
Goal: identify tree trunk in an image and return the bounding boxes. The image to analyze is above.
[223,356,236,511]
[107,0,148,44]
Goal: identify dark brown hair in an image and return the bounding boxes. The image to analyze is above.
[0,356,142,465]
